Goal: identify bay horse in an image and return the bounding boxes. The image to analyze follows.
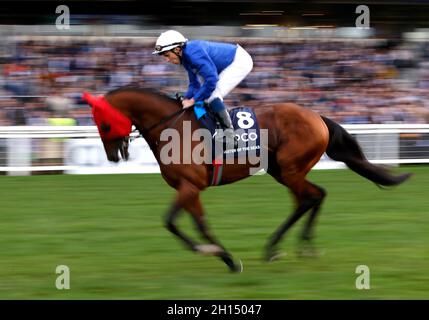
[83,86,411,272]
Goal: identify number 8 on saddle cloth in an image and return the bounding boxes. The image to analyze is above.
[193,102,261,161]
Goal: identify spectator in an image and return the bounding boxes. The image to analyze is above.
[1,37,429,125]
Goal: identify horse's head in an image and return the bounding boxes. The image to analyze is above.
[82,92,132,163]
[102,136,130,163]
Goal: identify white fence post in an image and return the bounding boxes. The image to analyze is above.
[7,137,31,176]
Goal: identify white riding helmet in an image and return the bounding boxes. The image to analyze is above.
[153,30,188,54]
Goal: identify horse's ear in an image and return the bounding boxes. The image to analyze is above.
[82,92,94,108]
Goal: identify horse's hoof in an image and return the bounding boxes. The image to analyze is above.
[228,259,244,273]
[297,246,323,258]
[236,259,244,273]
[269,252,287,262]
[264,249,287,262]
[195,244,224,256]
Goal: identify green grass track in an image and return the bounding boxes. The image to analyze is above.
[0,165,428,299]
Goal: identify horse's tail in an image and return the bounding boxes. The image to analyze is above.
[321,116,412,186]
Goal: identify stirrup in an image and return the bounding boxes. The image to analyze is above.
[226,137,238,149]
[214,129,237,149]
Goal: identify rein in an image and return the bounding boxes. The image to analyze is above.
[129,105,189,141]
[129,93,188,141]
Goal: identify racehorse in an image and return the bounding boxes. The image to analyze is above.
[82,86,411,272]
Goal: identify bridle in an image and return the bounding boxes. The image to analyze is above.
[127,94,188,143]
[120,104,187,159]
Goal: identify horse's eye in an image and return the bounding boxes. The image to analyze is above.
[100,122,111,132]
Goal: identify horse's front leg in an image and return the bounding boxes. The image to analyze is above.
[164,201,199,251]
[182,193,241,273]
[166,179,240,272]
[165,178,210,253]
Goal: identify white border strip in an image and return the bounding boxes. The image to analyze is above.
[1,159,428,172]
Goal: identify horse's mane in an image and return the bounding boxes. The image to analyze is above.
[106,85,181,106]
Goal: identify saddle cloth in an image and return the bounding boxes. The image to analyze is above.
[193,104,261,161]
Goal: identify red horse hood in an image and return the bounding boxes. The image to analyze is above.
[82,92,132,140]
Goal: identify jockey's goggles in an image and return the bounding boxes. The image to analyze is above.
[154,42,185,53]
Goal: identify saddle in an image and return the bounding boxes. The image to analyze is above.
[175,94,262,185]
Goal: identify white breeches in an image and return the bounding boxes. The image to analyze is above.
[207,45,253,103]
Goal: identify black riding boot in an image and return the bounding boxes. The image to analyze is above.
[209,98,238,149]
[214,108,237,149]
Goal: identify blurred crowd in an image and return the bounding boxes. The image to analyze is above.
[1,37,429,126]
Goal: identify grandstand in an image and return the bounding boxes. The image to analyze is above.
[1,1,429,174]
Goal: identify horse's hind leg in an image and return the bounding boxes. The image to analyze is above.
[264,174,325,261]
[297,182,326,257]
[300,182,326,242]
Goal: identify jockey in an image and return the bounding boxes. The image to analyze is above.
[153,30,253,147]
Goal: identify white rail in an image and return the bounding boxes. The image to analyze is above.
[0,124,428,174]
